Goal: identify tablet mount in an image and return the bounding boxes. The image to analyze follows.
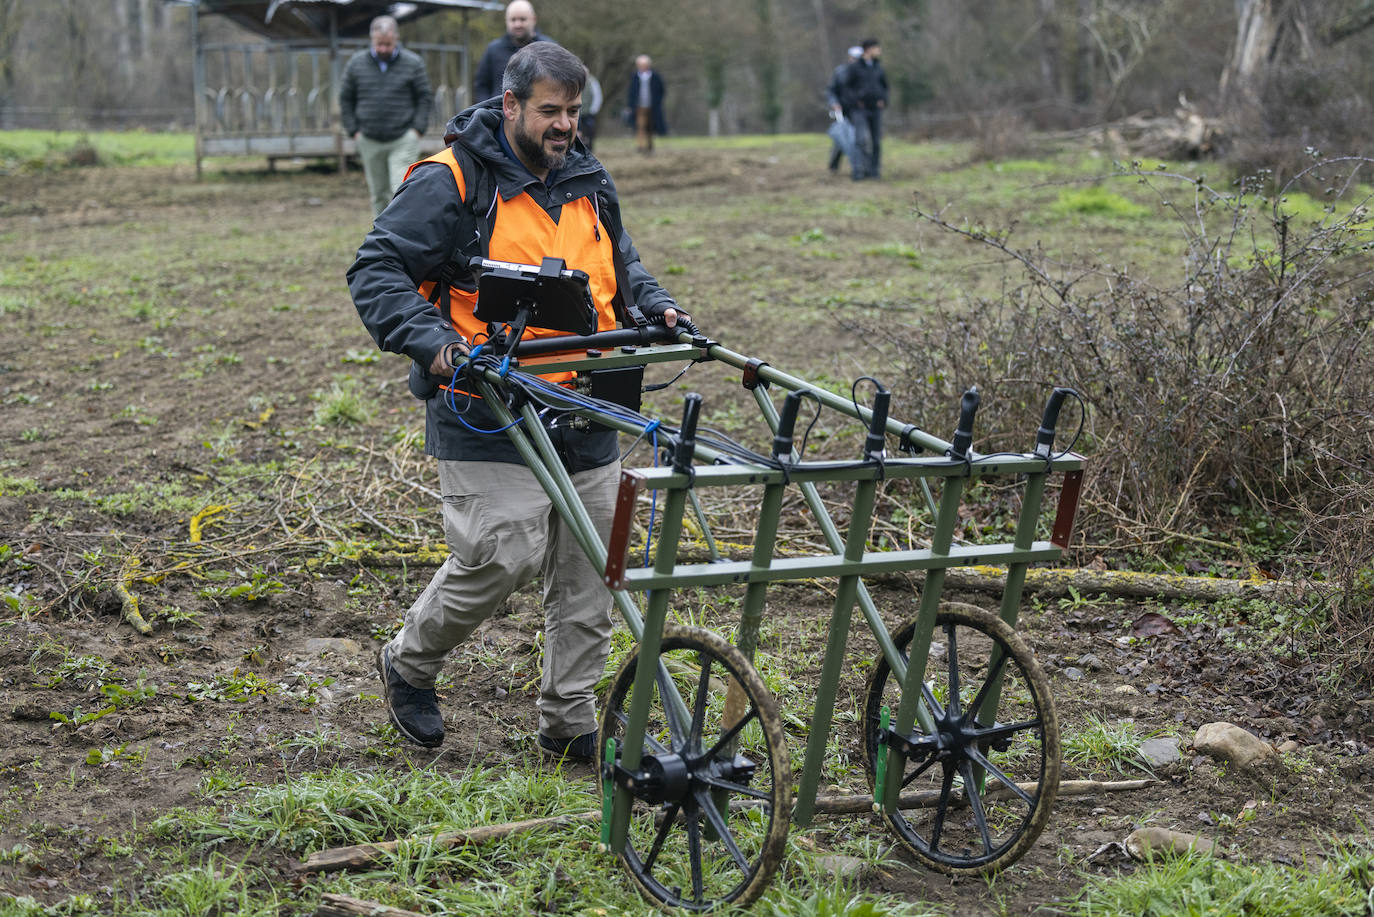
[470,256,597,354]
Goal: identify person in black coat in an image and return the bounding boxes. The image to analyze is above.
[842,39,889,180]
[625,55,667,154]
[472,0,553,102]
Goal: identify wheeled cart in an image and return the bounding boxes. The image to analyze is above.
[447,291,1085,910]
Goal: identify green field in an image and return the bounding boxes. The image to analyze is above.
[2,129,1373,917]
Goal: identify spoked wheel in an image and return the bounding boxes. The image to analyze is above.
[862,603,1059,874]
[599,624,791,911]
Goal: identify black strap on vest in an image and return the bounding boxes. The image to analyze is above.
[424,143,499,337]
[597,190,648,329]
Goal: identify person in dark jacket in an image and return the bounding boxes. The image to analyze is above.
[625,55,667,154]
[842,39,889,180]
[348,42,690,761]
[472,0,553,102]
[339,15,433,216]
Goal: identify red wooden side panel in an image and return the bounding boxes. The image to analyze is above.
[1051,468,1085,549]
[603,471,645,588]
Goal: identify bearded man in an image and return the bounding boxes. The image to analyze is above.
[347,42,689,761]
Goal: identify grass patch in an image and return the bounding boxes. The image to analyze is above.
[0,129,194,173]
[1050,185,1152,219]
[1062,714,1168,777]
[313,379,375,427]
[1062,847,1374,917]
[134,761,924,916]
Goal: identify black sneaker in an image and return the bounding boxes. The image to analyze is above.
[537,730,599,763]
[375,648,444,748]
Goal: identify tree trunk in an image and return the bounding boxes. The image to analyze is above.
[753,0,784,132]
[1038,0,1062,101]
[1219,0,1319,105]
[1073,0,1093,105]
[118,0,135,88]
[810,0,832,78]
[0,0,27,128]
[1220,0,1282,103]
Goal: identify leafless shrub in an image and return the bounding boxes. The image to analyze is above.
[968,108,1035,163]
[848,157,1374,581]
[1293,466,1374,681]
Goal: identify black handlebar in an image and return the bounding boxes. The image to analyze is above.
[502,325,681,358]
[949,386,980,461]
[1034,387,1076,458]
[673,393,703,476]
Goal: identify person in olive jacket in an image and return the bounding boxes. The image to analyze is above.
[339,15,433,216]
[348,42,691,762]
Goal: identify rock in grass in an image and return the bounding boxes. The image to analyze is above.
[304,637,362,657]
[1125,826,1215,860]
[1193,722,1276,769]
[1139,736,1181,767]
[816,854,868,879]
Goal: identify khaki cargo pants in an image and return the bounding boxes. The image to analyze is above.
[384,458,619,740]
[356,129,421,217]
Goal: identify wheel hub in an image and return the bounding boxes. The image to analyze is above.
[621,752,690,805]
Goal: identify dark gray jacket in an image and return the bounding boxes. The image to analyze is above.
[843,59,889,110]
[339,47,432,141]
[472,32,554,102]
[347,101,676,468]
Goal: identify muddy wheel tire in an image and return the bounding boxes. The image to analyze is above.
[600,625,791,911]
[862,604,1059,874]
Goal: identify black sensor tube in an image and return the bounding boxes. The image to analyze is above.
[673,393,703,476]
[1034,387,1075,458]
[864,388,890,461]
[949,386,980,461]
[772,390,804,459]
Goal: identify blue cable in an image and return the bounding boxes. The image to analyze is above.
[443,350,525,435]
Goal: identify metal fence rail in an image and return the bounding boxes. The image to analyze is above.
[194,38,468,165]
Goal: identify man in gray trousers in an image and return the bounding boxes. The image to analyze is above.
[348,43,689,762]
[339,15,433,216]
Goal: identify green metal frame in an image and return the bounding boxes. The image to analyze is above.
[463,329,1085,868]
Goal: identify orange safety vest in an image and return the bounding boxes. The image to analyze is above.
[407,148,619,384]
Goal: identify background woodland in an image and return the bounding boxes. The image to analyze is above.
[2,0,1373,160]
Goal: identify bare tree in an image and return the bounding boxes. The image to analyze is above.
[1077,0,1183,117]
[1038,0,1063,100]
[0,0,26,127]
[1221,0,1374,102]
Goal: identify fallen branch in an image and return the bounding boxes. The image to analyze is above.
[941,565,1299,602]
[809,777,1156,815]
[299,779,1153,874]
[316,894,425,917]
[321,532,1301,605]
[295,810,600,874]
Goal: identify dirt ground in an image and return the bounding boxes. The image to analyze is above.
[2,143,1373,914]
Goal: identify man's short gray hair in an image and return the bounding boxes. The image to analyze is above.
[503,43,586,102]
[370,15,398,37]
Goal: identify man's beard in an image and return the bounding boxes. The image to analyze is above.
[513,117,572,172]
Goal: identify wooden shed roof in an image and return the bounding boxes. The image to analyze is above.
[184,0,504,41]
